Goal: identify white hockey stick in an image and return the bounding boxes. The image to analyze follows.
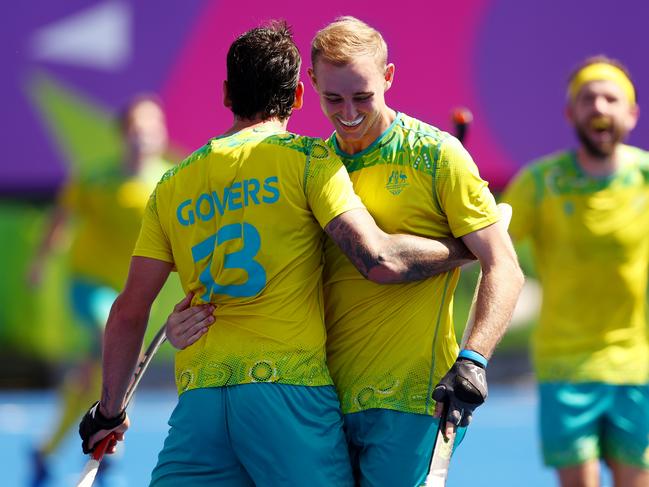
[426,202,513,486]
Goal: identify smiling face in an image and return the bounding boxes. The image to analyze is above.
[308,55,395,155]
[567,79,638,159]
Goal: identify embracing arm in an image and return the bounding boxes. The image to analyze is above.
[431,214,523,435]
[460,221,524,358]
[99,256,173,417]
[324,208,474,284]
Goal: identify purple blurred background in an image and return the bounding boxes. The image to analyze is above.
[3,0,648,194]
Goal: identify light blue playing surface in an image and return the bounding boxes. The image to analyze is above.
[1,384,613,486]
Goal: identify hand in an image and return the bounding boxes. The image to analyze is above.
[79,401,130,454]
[432,357,487,437]
[166,292,215,350]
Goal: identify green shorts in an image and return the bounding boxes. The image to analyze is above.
[343,409,467,487]
[150,384,353,487]
[539,382,649,469]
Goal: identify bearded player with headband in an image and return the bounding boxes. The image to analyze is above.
[504,56,649,486]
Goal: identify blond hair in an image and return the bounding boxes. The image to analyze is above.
[311,16,387,69]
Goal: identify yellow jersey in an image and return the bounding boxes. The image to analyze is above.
[61,158,169,290]
[503,146,649,384]
[133,126,364,394]
[323,113,499,415]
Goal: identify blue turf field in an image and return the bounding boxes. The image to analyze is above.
[2,384,612,486]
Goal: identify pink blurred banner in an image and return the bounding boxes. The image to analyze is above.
[4,0,649,195]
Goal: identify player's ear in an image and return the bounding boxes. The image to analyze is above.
[384,63,395,92]
[307,67,318,90]
[626,103,640,132]
[564,103,574,124]
[223,80,232,108]
[293,81,304,111]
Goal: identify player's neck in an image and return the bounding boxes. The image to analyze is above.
[224,116,288,137]
[576,145,622,178]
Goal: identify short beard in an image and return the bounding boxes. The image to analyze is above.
[574,125,623,159]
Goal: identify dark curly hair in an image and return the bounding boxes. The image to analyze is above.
[227,20,301,121]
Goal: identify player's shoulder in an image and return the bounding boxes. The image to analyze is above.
[621,143,649,156]
[69,166,125,199]
[260,132,334,161]
[158,142,212,186]
[388,113,461,174]
[617,145,649,185]
[78,164,122,184]
[395,112,452,149]
[523,150,574,176]
[621,144,649,167]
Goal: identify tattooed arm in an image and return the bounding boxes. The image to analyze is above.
[324,208,475,284]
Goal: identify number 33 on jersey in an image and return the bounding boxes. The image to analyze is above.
[132,128,364,393]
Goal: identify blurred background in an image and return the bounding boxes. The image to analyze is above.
[2,0,647,485]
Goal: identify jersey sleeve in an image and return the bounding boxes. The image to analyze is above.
[304,140,365,228]
[436,137,499,237]
[132,185,174,263]
[501,166,536,242]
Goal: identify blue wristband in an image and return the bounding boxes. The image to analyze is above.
[458,349,488,368]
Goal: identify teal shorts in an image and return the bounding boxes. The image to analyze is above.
[70,277,117,331]
[150,384,353,487]
[343,409,467,487]
[539,382,649,468]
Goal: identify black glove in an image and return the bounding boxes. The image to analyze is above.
[432,357,487,428]
[79,401,126,454]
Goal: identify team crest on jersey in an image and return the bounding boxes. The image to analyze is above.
[386,170,409,195]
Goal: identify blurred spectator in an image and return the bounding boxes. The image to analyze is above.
[503,56,649,486]
[27,94,170,486]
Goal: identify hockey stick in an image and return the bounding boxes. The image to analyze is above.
[450,107,473,145]
[75,324,168,487]
[426,203,512,486]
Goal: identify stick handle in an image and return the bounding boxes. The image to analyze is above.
[124,325,167,407]
[75,324,168,487]
[76,435,112,487]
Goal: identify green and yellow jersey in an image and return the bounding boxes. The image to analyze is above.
[323,113,499,415]
[61,159,169,290]
[133,127,364,395]
[503,145,649,384]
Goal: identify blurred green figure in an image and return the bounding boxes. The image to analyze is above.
[27,95,170,486]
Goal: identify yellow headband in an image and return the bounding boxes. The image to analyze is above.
[568,63,636,105]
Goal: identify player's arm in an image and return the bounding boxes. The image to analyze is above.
[459,221,523,358]
[84,256,172,453]
[164,210,473,351]
[324,208,475,284]
[432,216,523,436]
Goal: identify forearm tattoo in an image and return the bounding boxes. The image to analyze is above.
[327,215,474,282]
[325,216,375,278]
